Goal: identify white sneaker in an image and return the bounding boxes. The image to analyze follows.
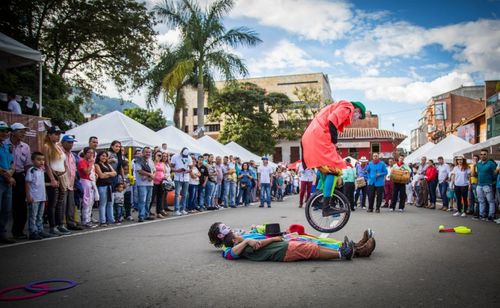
[453,212,460,217]
[389,209,394,212]
[447,208,452,212]
[173,211,181,216]
[495,218,500,224]
[461,212,467,217]
[181,210,188,215]
[398,209,404,212]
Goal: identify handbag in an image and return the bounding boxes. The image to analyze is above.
[355,176,366,188]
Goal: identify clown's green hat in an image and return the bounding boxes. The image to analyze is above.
[351,101,366,119]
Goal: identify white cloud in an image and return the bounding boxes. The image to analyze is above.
[331,71,474,104]
[232,0,354,41]
[248,40,330,75]
[156,28,182,47]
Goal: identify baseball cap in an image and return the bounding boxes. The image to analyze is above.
[47,125,65,134]
[0,121,11,131]
[261,156,269,161]
[10,123,28,131]
[61,135,77,143]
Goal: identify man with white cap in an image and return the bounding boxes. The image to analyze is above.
[7,123,32,239]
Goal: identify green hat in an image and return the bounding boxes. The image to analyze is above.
[351,101,366,119]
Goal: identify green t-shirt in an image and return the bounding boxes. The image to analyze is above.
[240,241,288,261]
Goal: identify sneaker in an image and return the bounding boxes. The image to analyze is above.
[0,237,16,244]
[156,213,165,219]
[138,218,144,222]
[398,209,404,212]
[29,233,42,240]
[91,218,99,224]
[39,231,54,238]
[495,218,500,224]
[362,206,367,210]
[267,205,271,208]
[114,221,122,225]
[367,209,373,213]
[145,216,155,221]
[259,205,264,208]
[389,209,395,212]
[49,228,62,236]
[447,208,453,212]
[99,223,108,227]
[375,208,380,213]
[487,216,494,222]
[339,240,354,260]
[472,216,480,221]
[481,217,487,221]
[453,212,461,217]
[173,211,181,216]
[181,210,188,215]
[84,223,97,229]
[126,216,134,221]
[461,213,467,217]
[57,226,71,235]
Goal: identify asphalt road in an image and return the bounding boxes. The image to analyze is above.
[1,195,499,308]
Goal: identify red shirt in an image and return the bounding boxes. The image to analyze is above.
[425,166,438,182]
[78,159,91,180]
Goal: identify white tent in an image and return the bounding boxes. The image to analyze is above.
[454,135,500,160]
[405,142,436,164]
[66,111,166,151]
[196,136,232,157]
[156,126,209,154]
[224,141,262,163]
[422,135,472,163]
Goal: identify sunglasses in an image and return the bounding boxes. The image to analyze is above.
[480,153,487,156]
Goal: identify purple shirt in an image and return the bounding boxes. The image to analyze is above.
[6,139,32,173]
[215,164,223,184]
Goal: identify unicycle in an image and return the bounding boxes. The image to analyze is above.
[305,190,351,233]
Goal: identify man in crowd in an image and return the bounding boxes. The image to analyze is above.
[249,160,258,203]
[7,92,22,114]
[205,154,218,210]
[475,149,497,221]
[7,123,32,239]
[436,156,450,211]
[161,143,168,152]
[416,156,429,207]
[222,156,236,208]
[0,122,15,244]
[383,158,394,208]
[172,147,191,216]
[342,157,357,211]
[390,154,411,212]
[354,157,369,209]
[135,147,155,222]
[366,153,387,213]
[197,155,209,211]
[258,157,274,208]
[61,135,83,230]
[215,156,223,207]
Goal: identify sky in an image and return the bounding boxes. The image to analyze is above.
[105,0,500,149]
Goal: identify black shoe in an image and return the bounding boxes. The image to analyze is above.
[67,225,84,231]
[0,237,16,244]
[145,216,155,221]
[29,233,43,240]
[13,233,27,239]
[267,205,271,208]
[351,207,355,212]
[138,218,144,222]
[259,205,264,208]
[367,209,373,213]
[375,208,380,213]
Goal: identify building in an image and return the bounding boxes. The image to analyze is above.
[485,80,500,139]
[336,128,406,159]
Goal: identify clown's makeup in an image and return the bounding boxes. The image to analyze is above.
[217,223,231,239]
[353,109,361,120]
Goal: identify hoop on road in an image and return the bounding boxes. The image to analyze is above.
[305,190,351,233]
[25,279,77,293]
[0,284,49,301]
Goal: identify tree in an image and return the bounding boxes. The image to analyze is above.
[123,108,167,131]
[277,86,327,140]
[210,83,292,155]
[154,0,262,136]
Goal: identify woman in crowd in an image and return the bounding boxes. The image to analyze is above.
[43,126,70,236]
[95,151,117,226]
[188,159,201,213]
[238,162,253,206]
[205,154,218,210]
[161,152,173,213]
[424,160,438,209]
[108,140,124,190]
[78,147,96,228]
[152,151,167,218]
[450,156,470,217]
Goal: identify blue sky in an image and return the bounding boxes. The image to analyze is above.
[107,0,500,148]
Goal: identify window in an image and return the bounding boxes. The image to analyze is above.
[371,143,380,154]
[184,126,189,133]
[273,147,282,163]
[206,124,220,132]
[183,108,188,117]
[193,108,197,116]
[348,148,359,159]
[290,146,300,162]
[193,125,198,132]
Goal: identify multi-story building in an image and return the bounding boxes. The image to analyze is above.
[485,80,500,139]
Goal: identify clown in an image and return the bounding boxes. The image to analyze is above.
[301,100,366,217]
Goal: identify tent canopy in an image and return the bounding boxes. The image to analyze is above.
[454,135,500,160]
[224,141,262,163]
[196,136,232,157]
[66,111,165,151]
[421,135,472,163]
[405,142,436,164]
[0,32,42,69]
[156,126,209,154]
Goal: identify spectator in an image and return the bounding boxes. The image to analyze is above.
[43,126,70,236]
[152,151,167,218]
[26,152,50,240]
[342,157,356,211]
[187,157,201,213]
[275,169,284,201]
[121,162,134,221]
[424,160,438,209]
[222,156,236,208]
[354,157,369,209]
[197,155,209,210]
[416,156,429,208]
[205,154,217,210]
[161,152,172,213]
[171,147,191,216]
[161,143,168,152]
[238,162,253,206]
[95,151,117,226]
[495,166,500,224]
[108,141,124,191]
[60,135,82,230]
[436,156,451,211]
[383,158,394,208]
[87,136,99,223]
[113,183,126,223]
[78,147,96,228]
[0,122,15,244]
[258,157,273,208]
[468,155,479,216]
[135,147,155,222]
[215,156,224,207]
[8,123,32,239]
[7,92,22,114]
[450,156,470,217]
[366,153,387,213]
[390,154,411,212]
[475,149,497,221]
[249,160,258,203]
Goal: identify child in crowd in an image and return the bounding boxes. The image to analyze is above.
[122,162,134,221]
[113,183,125,224]
[276,170,284,201]
[25,152,50,240]
[446,186,456,212]
[293,172,300,194]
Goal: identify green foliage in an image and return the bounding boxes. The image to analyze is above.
[210,82,292,155]
[123,108,167,132]
[154,0,261,133]
[80,93,139,115]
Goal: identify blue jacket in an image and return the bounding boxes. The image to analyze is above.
[366,161,388,187]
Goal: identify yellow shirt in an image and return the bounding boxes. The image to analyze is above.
[469,164,478,184]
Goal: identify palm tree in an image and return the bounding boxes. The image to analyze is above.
[154,0,262,136]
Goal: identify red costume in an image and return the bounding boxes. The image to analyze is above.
[302,100,354,171]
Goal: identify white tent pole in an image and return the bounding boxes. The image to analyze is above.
[38,61,42,117]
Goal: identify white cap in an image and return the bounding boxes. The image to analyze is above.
[10,123,28,131]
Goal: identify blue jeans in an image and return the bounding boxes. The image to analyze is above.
[205,181,216,207]
[438,182,449,208]
[260,183,271,206]
[0,182,12,238]
[428,180,438,204]
[137,185,153,220]
[469,184,478,214]
[477,184,496,218]
[224,181,236,206]
[188,184,199,210]
[198,184,206,209]
[174,181,189,212]
[28,201,45,234]
[98,185,115,224]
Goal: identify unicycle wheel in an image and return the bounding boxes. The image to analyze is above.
[305,190,351,233]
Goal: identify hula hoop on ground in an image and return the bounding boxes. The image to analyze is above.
[25,279,77,293]
[0,284,49,301]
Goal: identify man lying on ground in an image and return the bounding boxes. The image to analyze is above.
[208,222,375,262]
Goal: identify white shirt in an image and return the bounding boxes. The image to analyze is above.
[189,166,200,185]
[171,154,192,182]
[258,165,273,184]
[25,167,46,202]
[451,166,470,186]
[437,163,451,183]
[8,99,22,114]
[134,158,155,186]
[298,165,314,182]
